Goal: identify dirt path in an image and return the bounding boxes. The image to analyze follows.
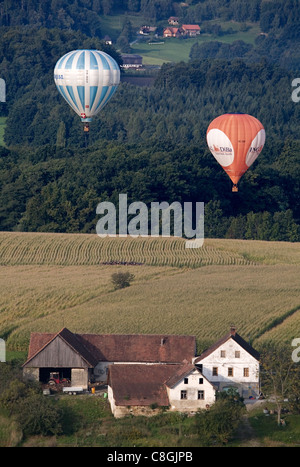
[235,414,263,447]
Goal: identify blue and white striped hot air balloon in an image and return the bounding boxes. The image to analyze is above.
[54,50,120,125]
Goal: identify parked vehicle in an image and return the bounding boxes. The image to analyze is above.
[63,386,84,395]
[48,372,70,385]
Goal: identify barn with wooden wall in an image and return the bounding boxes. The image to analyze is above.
[22,327,197,390]
[22,328,97,389]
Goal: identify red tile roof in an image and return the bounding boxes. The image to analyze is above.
[108,364,185,406]
[182,24,201,30]
[79,333,196,363]
[164,362,195,388]
[24,328,196,366]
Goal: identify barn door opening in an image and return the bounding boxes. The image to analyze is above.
[39,367,71,384]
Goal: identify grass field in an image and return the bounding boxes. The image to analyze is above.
[131,23,260,66]
[101,14,149,42]
[99,13,261,65]
[130,38,203,65]
[0,231,299,353]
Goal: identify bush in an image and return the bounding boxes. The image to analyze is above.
[0,379,63,437]
[16,394,63,437]
[111,272,135,290]
[195,397,246,445]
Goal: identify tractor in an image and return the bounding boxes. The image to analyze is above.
[48,372,70,386]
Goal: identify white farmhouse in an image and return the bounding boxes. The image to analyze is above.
[165,363,216,412]
[194,326,260,399]
[107,362,216,418]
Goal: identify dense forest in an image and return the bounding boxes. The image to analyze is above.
[0,0,299,240]
[0,0,298,26]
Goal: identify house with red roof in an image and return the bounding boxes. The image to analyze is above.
[22,328,197,390]
[163,24,201,38]
[163,27,181,38]
[22,326,259,417]
[181,24,201,36]
[108,363,216,417]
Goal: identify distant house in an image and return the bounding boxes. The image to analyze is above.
[139,25,157,35]
[181,24,201,37]
[23,326,260,417]
[121,54,143,69]
[168,16,179,25]
[163,27,181,38]
[103,35,112,45]
[163,24,201,38]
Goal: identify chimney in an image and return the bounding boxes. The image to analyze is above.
[230,326,236,336]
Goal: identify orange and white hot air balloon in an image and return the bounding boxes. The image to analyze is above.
[206,113,266,192]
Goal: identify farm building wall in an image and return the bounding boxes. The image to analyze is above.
[71,368,88,389]
[94,361,111,382]
[199,338,260,398]
[108,387,164,418]
[23,367,39,382]
[111,405,163,418]
[167,369,215,411]
[23,336,91,369]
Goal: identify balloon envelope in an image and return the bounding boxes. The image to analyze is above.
[54,50,120,122]
[206,113,265,190]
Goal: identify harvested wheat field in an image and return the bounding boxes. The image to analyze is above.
[0,231,299,352]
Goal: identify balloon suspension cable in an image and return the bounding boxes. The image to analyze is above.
[83,122,90,148]
[232,184,238,192]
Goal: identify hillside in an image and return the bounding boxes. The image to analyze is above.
[0,0,299,357]
[1,232,299,353]
[0,2,299,242]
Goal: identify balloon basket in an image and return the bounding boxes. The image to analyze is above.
[83,123,90,148]
[232,185,238,192]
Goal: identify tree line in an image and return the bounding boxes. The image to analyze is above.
[0,136,299,240]
[0,0,298,34]
[190,0,300,71]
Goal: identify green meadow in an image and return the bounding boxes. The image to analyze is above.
[99,14,261,65]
